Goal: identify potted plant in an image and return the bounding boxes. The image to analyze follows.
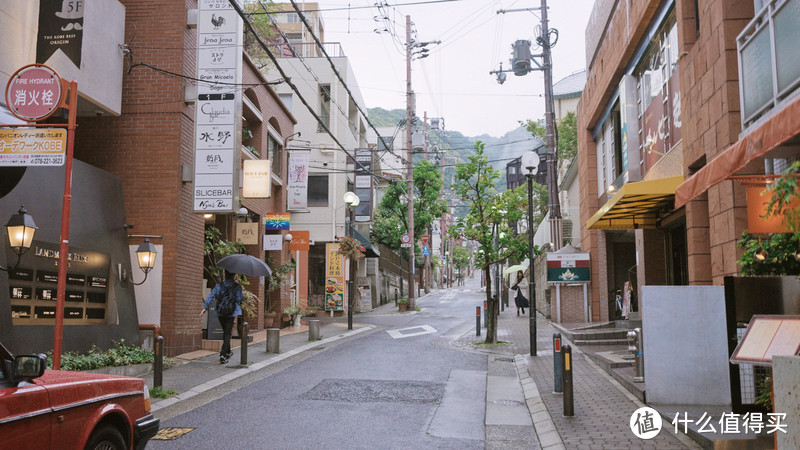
[264,310,277,328]
[283,305,302,327]
[397,297,409,312]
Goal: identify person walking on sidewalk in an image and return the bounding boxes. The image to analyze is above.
[201,271,243,364]
[511,270,529,316]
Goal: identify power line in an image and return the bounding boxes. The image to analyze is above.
[253,0,464,14]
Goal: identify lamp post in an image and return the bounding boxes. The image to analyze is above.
[522,150,540,356]
[0,206,38,272]
[343,191,360,330]
[122,237,159,286]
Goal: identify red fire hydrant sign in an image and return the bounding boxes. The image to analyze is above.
[5,64,63,122]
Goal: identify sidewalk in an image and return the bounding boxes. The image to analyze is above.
[141,319,376,413]
[489,306,699,449]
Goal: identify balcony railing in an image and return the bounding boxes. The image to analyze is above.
[275,41,346,59]
[737,0,800,129]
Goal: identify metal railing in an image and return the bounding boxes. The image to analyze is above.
[737,0,800,129]
[275,41,346,59]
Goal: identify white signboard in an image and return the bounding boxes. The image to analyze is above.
[287,151,309,211]
[243,159,271,198]
[193,0,243,212]
[263,234,282,251]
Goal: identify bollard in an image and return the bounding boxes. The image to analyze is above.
[153,336,163,388]
[476,306,481,336]
[553,333,563,393]
[483,300,487,328]
[562,344,574,416]
[309,319,320,341]
[266,328,280,354]
[633,327,644,382]
[240,322,248,365]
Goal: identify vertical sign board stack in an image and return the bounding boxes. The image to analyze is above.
[193,0,243,213]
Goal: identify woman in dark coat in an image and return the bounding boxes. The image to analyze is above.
[511,270,530,316]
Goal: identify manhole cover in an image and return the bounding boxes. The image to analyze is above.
[151,427,195,440]
[302,379,444,404]
[493,399,524,407]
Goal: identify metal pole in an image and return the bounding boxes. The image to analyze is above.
[240,322,248,365]
[53,80,78,370]
[483,300,488,328]
[553,333,563,393]
[405,14,416,310]
[563,344,574,416]
[348,207,354,330]
[527,174,537,356]
[476,306,481,336]
[154,336,163,388]
[541,0,562,251]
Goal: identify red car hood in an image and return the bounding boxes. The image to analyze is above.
[34,370,146,410]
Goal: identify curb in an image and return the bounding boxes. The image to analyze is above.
[514,355,566,450]
[151,325,375,412]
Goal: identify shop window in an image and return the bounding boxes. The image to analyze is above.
[268,133,282,176]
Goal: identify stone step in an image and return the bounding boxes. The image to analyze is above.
[573,338,630,346]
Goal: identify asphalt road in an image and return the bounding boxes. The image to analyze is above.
[149,279,493,449]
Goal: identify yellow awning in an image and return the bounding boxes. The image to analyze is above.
[586,176,684,230]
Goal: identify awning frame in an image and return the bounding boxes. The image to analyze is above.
[586,176,684,230]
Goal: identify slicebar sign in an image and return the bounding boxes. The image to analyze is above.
[193,0,243,213]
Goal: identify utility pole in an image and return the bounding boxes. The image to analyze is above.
[540,0,562,251]
[492,0,563,251]
[405,14,416,309]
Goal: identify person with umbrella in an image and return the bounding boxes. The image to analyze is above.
[201,270,243,364]
[511,270,530,317]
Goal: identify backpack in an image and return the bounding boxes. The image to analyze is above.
[214,284,237,316]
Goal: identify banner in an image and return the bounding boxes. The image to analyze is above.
[36,0,84,68]
[287,152,309,210]
[325,243,344,311]
[264,213,290,230]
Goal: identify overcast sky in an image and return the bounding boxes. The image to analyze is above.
[310,0,596,137]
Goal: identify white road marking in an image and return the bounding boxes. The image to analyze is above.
[387,324,438,339]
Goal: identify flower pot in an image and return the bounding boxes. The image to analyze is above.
[398,303,408,312]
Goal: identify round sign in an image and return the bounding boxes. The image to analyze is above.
[401,233,411,244]
[5,64,63,121]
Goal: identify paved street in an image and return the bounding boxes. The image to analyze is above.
[143,276,700,449]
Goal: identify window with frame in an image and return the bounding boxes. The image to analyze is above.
[318,85,331,133]
[308,174,329,206]
[268,133,282,177]
[635,11,680,175]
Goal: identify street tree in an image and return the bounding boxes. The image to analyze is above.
[523,111,578,164]
[452,245,472,281]
[372,160,447,255]
[451,142,531,344]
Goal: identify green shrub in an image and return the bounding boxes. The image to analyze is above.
[150,386,178,399]
[47,339,155,371]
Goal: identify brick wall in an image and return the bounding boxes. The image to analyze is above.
[676,0,754,285]
[551,285,587,324]
[75,1,296,355]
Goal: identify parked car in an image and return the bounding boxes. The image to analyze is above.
[0,342,159,449]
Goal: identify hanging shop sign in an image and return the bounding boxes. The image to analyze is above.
[0,128,66,166]
[325,243,344,311]
[36,0,85,69]
[262,234,282,251]
[287,151,309,211]
[288,230,310,252]
[235,222,258,245]
[193,0,243,213]
[264,213,290,230]
[546,252,590,282]
[242,159,271,198]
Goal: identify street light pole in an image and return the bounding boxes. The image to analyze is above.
[522,151,541,357]
[343,192,360,330]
